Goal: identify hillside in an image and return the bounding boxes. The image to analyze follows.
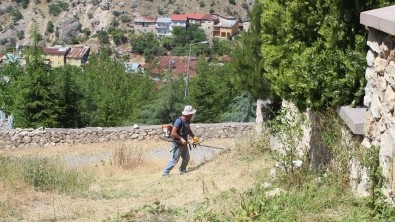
[0,0,252,51]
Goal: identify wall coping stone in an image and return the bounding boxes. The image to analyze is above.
[361,5,395,35]
[338,106,366,135]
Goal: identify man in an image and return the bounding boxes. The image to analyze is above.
[162,105,199,176]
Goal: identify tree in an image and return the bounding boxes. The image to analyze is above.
[130,32,164,61]
[46,21,54,33]
[221,92,256,122]
[78,54,156,126]
[52,65,83,128]
[189,59,237,123]
[259,0,390,110]
[0,62,23,114]
[12,27,61,127]
[172,25,206,48]
[138,76,185,125]
[97,31,109,45]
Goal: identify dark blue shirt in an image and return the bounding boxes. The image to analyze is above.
[173,117,190,141]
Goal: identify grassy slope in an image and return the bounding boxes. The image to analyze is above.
[0,137,272,221]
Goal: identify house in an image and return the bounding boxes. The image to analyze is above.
[134,16,157,34]
[149,56,199,79]
[171,14,188,28]
[124,62,143,73]
[187,13,216,41]
[42,46,70,67]
[66,46,90,67]
[156,17,172,37]
[213,18,239,39]
[186,13,214,26]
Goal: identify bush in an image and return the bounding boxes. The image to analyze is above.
[112,10,121,17]
[10,8,23,22]
[229,0,236,5]
[120,15,131,23]
[48,1,69,16]
[17,30,25,40]
[199,1,205,7]
[46,21,54,33]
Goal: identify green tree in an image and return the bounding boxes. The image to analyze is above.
[97,31,109,44]
[131,32,164,61]
[221,92,256,122]
[189,59,236,123]
[52,65,83,128]
[172,25,206,48]
[231,2,272,101]
[138,76,185,125]
[46,21,54,33]
[259,0,392,110]
[79,55,156,126]
[12,28,61,128]
[0,62,23,114]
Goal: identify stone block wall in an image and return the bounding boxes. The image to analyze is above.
[0,122,253,149]
[362,28,395,202]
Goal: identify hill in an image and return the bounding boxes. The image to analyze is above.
[0,0,252,51]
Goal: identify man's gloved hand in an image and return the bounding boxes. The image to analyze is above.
[193,136,199,144]
[180,138,187,146]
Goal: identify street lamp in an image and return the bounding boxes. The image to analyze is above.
[184,40,209,103]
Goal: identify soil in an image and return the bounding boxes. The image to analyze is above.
[0,137,272,221]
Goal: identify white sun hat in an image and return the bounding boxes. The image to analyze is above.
[182,105,196,115]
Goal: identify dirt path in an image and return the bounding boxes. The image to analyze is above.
[1,138,271,221]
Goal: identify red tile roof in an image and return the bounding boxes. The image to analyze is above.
[171,14,188,21]
[186,13,213,20]
[66,47,90,59]
[149,56,198,77]
[42,46,70,55]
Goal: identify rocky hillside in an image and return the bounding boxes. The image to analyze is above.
[0,0,252,51]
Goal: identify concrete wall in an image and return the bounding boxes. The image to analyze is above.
[0,122,253,149]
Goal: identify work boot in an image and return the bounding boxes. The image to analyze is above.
[179,170,187,175]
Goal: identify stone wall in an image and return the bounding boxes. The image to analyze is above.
[362,28,395,203]
[0,122,254,149]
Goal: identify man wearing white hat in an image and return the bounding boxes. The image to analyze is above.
[162,105,199,176]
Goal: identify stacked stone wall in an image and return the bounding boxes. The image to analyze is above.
[363,28,395,202]
[0,122,253,149]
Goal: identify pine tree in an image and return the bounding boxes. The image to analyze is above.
[12,25,61,128]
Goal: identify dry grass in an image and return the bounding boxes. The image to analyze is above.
[0,137,272,221]
[112,144,146,170]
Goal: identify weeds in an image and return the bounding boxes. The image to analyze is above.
[117,201,185,222]
[0,155,93,194]
[112,144,145,170]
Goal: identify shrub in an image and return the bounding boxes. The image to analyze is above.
[120,15,131,23]
[48,1,69,16]
[46,21,54,33]
[17,30,25,40]
[10,8,23,22]
[199,1,205,7]
[112,10,121,17]
[229,0,236,5]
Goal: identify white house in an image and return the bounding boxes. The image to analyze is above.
[156,17,172,36]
